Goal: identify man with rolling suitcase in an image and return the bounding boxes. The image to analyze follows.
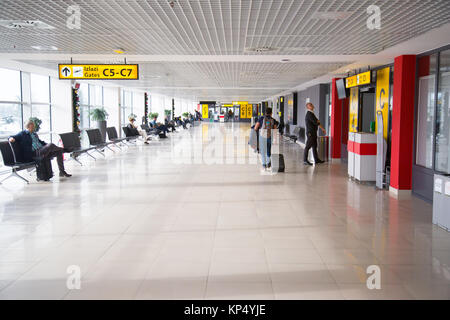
[254,108,283,173]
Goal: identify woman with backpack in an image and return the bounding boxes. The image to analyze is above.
[254,108,278,173]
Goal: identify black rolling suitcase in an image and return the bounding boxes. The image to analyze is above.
[36,158,53,181]
[272,154,285,173]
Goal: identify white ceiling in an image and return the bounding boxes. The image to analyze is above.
[0,0,449,102]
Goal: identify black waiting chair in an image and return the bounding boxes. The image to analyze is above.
[298,127,306,144]
[86,129,115,157]
[106,127,128,148]
[0,141,36,184]
[59,132,96,165]
[140,124,158,137]
[122,126,140,143]
[288,127,301,143]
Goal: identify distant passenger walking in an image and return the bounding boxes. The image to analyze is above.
[304,102,326,165]
[254,108,278,172]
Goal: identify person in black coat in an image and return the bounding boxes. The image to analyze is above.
[304,102,326,165]
[9,120,72,177]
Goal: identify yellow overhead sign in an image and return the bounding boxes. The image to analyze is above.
[58,64,139,80]
[346,71,371,88]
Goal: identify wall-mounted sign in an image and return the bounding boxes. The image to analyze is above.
[346,71,371,88]
[435,178,443,193]
[246,104,253,118]
[58,64,139,80]
[202,104,209,118]
[375,67,390,140]
[349,87,359,133]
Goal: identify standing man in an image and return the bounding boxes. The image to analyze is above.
[9,120,72,177]
[304,102,326,165]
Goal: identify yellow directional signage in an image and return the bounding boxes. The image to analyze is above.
[346,71,371,88]
[202,104,209,118]
[58,64,139,80]
[376,67,390,140]
[349,87,359,133]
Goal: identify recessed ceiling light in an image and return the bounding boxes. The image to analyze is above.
[113,48,125,54]
[244,46,279,53]
[0,20,55,29]
[31,45,58,51]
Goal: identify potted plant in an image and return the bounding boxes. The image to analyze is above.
[182,112,189,119]
[164,109,172,120]
[149,112,159,121]
[29,117,42,132]
[89,107,109,142]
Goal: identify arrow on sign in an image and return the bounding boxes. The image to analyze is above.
[62,67,71,76]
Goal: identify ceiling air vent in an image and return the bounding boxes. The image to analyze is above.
[0,20,55,29]
[244,46,279,53]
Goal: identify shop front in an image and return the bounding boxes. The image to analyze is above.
[343,68,394,186]
[413,46,450,202]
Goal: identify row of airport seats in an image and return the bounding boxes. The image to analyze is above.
[0,121,196,184]
[283,124,305,144]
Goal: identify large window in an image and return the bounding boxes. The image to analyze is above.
[121,90,133,126]
[0,68,22,136]
[0,69,52,138]
[416,55,437,169]
[30,74,51,136]
[78,84,104,129]
[436,49,450,174]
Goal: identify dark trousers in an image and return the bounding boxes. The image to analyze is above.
[34,143,65,172]
[304,134,319,162]
[156,125,168,135]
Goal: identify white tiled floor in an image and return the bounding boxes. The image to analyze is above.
[0,122,450,300]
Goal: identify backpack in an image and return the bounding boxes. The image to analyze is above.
[36,158,53,181]
[260,116,274,138]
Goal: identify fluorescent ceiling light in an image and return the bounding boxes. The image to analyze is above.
[31,45,58,51]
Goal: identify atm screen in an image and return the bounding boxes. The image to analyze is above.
[336,79,348,99]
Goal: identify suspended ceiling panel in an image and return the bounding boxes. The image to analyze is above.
[0,0,449,55]
[2,0,450,101]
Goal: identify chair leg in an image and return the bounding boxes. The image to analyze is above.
[106,144,115,153]
[72,156,83,166]
[95,148,106,157]
[86,151,97,160]
[0,171,29,184]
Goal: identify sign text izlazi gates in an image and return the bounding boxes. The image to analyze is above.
[58,64,139,80]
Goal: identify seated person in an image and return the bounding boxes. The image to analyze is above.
[150,117,169,136]
[9,120,72,178]
[164,117,176,132]
[127,117,150,144]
